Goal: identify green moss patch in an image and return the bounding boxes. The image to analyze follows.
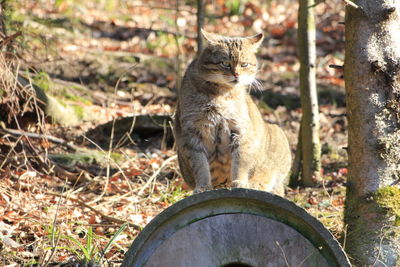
[33,72,52,92]
[374,186,400,226]
[49,150,123,168]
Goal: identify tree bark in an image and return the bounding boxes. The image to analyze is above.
[196,0,205,54]
[297,0,321,186]
[0,1,6,38]
[289,121,302,188]
[344,1,400,265]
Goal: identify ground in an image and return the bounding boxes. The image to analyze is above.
[0,0,348,265]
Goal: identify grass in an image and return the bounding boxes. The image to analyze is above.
[158,180,191,205]
[44,223,128,265]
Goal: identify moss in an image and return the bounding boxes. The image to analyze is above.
[48,84,92,105]
[72,105,84,119]
[49,150,123,167]
[110,152,123,162]
[374,186,400,226]
[121,55,140,64]
[45,95,79,126]
[345,185,400,265]
[33,72,52,92]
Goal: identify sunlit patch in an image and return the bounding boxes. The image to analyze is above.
[204,73,256,87]
[237,74,255,85]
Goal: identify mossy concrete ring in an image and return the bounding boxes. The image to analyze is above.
[122,188,350,267]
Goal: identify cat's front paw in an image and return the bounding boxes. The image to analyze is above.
[231,180,249,188]
[193,184,213,193]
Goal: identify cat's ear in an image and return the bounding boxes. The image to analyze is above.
[245,33,264,50]
[201,29,221,45]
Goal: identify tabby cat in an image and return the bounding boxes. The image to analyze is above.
[174,30,291,195]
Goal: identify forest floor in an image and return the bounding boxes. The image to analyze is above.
[0,0,348,266]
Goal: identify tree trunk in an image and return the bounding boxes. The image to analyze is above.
[0,1,6,38]
[297,0,321,186]
[289,121,302,187]
[196,0,205,54]
[344,1,400,265]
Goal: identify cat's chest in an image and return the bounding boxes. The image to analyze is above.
[194,104,240,185]
[195,103,240,156]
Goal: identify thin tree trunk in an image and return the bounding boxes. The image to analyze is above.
[197,0,205,54]
[297,0,321,186]
[289,121,302,188]
[174,0,182,89]
[344,0,400,265]
[0,1,6,38]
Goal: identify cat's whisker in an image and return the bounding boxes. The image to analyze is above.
[250,78,264,92]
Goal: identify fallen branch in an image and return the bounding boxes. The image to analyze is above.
[0,31,21,48]
[22,139,89,183]
[0,127,78,152]
[48,192,142,230]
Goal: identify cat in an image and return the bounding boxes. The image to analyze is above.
[173,29,291,195]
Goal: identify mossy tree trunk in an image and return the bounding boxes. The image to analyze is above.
[344,1,400,265]
[296,0,321,187]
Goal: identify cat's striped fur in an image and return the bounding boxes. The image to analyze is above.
[174,30,291,195]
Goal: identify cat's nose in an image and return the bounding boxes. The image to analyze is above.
[233,72,239,78]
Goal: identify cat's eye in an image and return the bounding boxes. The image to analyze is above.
[220,61,230,68]
[241,63,249,68]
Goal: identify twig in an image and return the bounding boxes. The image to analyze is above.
[329,64,344,70]
[342,0,360,9]
[276,241,290,267]
[0,127,78,152]
[23,140,88,183]
[342,224,348,250]
[372,226,390,267]
[0,135,23,170]
[47,192,141,230]
[42,179,68,267]
[108,64,138,149]
[342,0,367,16]
[82,135,134,193]
[0,31,21,48]
[88,68,139,204]
[138,155,177,196]
[131,1,194,13]
[86,118,116,205]
[297,249,317,267]
[321,179,333,202]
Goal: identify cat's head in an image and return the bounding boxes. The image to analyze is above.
[197,30,263,88]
